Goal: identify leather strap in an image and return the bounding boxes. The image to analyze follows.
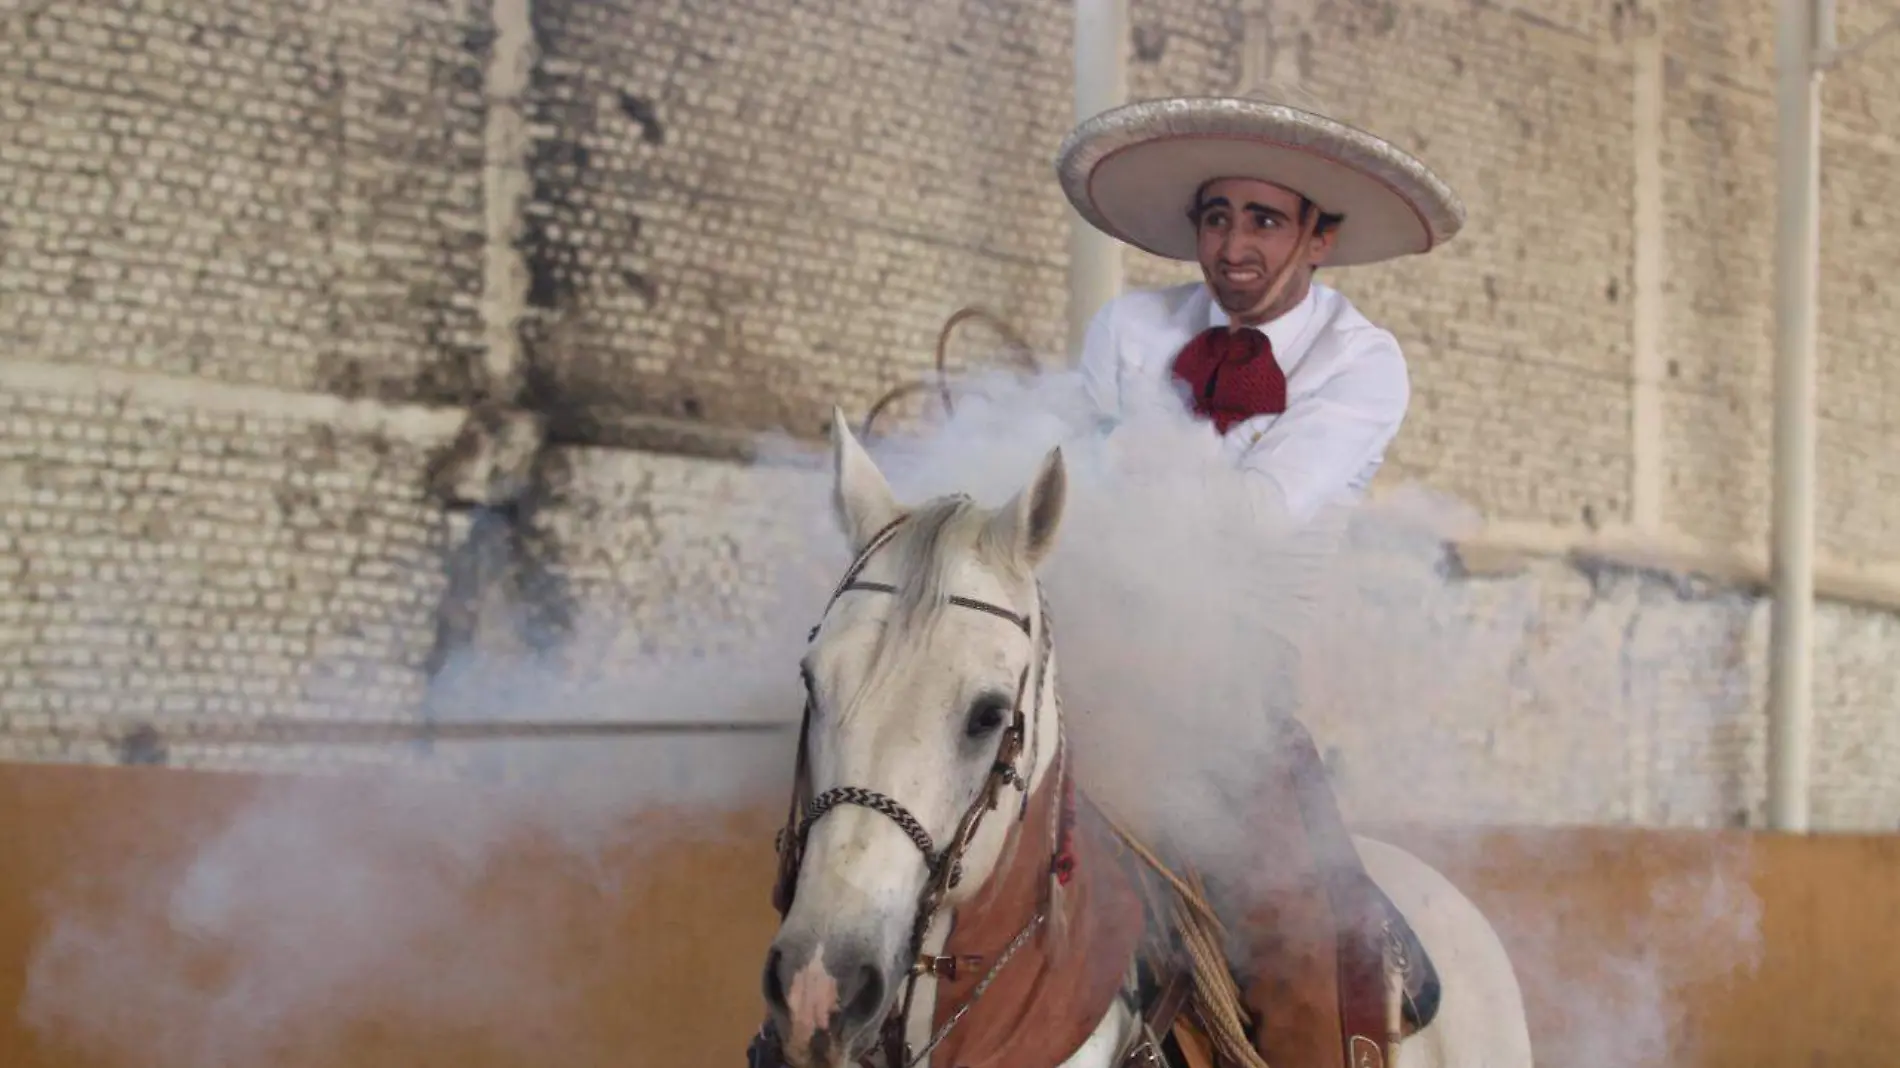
[1172,1015,1217,1068]
[1145,965,1194,1048]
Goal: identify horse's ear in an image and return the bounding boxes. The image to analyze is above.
[830,405,901,550]
[986,446,1067,571]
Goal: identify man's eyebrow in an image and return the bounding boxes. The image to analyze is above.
[1241,201,1292,218]
[1191,195,1290,219]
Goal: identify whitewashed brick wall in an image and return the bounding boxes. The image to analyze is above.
[0,372,457,769]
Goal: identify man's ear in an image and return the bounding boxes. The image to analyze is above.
[1306,223,1339,268]
[830,405,901,550]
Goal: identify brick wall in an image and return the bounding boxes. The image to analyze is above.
[1659,0,1900,559]
[0,366,460,772]
[1,0,1898,830]
[547,0,1900,557]
[0,0,493,405]
[0,0,496,772]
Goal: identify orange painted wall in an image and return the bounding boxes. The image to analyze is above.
[1389,823,1900,1067]
[1,762,1892,1067]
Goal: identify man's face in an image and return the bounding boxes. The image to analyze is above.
[1191,177,1338,324]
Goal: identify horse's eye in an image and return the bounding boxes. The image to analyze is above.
[965,694,1010,739]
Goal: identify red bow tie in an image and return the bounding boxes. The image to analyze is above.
[1169,326,1287,435]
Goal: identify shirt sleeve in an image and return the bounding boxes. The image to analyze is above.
[1234,329,1411,525]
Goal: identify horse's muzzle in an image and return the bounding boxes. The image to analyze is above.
[760,933,893,1066]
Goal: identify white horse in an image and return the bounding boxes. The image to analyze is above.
[750,411,1535,1068]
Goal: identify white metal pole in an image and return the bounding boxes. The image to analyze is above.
[1066,0,1127,361]
[1767,0,1828,833]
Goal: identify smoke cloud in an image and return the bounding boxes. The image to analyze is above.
[812,362,1765,1067]
[18,356,1761,1067]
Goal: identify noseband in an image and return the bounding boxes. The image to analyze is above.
[755,506,1062,1068]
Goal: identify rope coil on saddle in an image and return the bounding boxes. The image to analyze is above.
[1097,805,1274,1068]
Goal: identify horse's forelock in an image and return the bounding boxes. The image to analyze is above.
[881,496,986,650]
[828,494,1031,724]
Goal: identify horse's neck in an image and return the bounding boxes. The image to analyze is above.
[895,643,1069,1066]
[885,582,1067,1067]
[894,668,1144,1068]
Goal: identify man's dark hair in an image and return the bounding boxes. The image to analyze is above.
[1298,197,1346,237]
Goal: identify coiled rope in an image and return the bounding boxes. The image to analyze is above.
[1096,802,1273,1068]
[860,307,1041,441]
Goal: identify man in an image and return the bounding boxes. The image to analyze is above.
[1052,89,1465,1068]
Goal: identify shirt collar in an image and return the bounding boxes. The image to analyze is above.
[1207,283,1319,363]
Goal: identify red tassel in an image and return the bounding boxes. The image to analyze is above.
[1051,774,1078,886]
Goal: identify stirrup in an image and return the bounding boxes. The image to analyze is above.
[1118,1023,1172,1068]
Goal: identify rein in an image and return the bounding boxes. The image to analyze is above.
[752,507,1067,1068]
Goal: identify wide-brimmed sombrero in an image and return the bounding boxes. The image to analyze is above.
[1055,88,1466,268]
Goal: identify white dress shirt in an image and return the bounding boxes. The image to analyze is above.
[1076,279,1411,526]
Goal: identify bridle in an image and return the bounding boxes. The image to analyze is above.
[750,504,1069,1068]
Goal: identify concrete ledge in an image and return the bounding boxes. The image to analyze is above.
[1452,519,1900,614]
[542,405,826,469]
[0,359,469,444]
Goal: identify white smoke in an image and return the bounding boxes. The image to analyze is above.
[17,355,1762,1068]
[823,361,1766,1067]
[16,473,837,1067]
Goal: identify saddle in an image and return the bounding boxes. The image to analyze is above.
[1106,723,1442,1068]
[1112,852,1441,1068]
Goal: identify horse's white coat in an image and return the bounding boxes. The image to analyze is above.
[1356,836,1536,1068]
[769,414,1534,1068]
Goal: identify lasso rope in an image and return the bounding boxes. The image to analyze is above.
[1095,803,1273,1068]
[859,307,1040,440]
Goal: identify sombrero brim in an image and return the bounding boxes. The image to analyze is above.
[1055,97,1466,268]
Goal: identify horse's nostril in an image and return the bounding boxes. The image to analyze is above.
[762,946,788,1011]
[842,962,885,1026]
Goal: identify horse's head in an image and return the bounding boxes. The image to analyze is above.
[759,409,1069,1066]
